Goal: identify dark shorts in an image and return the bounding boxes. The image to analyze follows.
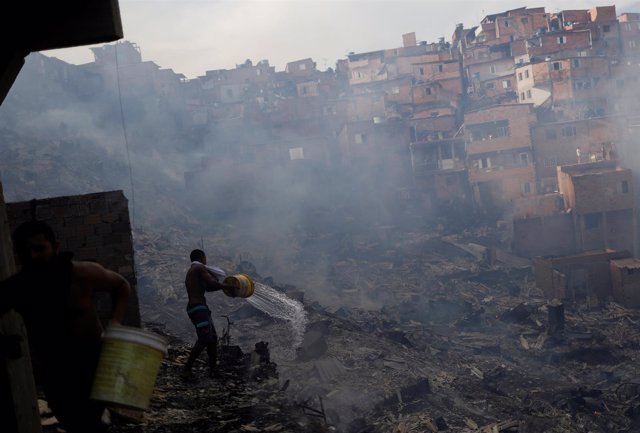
[187,304,217,344]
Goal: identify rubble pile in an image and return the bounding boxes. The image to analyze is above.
[128,221,640,433]
[4,127,640,432]
[111,326,333,433]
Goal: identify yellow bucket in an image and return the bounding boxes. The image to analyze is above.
[90,326,168,410]
[223,273,255,298]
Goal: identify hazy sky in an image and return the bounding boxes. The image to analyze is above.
[43,0,640,79]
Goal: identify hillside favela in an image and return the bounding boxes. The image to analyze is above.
[4,4,640,433]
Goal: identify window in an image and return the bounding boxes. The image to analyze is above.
[354,133,367,144]
[630,40,637,48]
[419,67,425,75]
[543,157,558,167]
[519,153,530,165]
[520,92,525,101]
[497,126,510,137]
[299,64,307,71]
[545,129,557,139]
[425,87,432,95]
[391,86,400,94]
[574,81,591,90]
[502,80,512,89]
[478,157,492,168]
[490,65,497,73]
[603,24,611,33]
[322,106,336,116]
[561,126,577,137]
[518,72,523,81]
[521,182,532,194]
[572,59,581,68]
[621,180,629,194]
[625,23,632,31]
[552,62,563,71]
[521,17,529,24]
[256,69,262,76]
[432,64,443,73]
[289,147,304,160]
[526,89,532,98]
[584,213,601,229]
[524,69,530,78]
[486,82,495,89]
[557,36,567,44]
[504,20,511,28]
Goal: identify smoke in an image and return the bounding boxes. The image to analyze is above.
[0,51,421,314]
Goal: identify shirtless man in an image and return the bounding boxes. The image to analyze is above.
[0,219,130,433]
[183,249,237,378]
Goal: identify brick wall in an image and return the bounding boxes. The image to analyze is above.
[465,104,535,156]
[530,30,592,57]
[610,258,640,308]
[569,168,633,214]
[6,190,141,327]
[532,116,618,182]
[534,250,631,302]
[514,213,575,257]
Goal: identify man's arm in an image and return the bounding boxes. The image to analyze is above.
[197,266,236,294]
[76,262,130,325]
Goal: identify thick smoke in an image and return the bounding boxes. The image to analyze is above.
[0,51,416,313]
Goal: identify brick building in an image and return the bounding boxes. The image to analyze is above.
[557,161,637,255]
[531,116,619,193]
[464,104,537,213]
[534,250,631,303]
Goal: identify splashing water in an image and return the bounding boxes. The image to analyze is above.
[246,282,308,350]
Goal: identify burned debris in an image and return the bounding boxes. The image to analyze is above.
[3,2,640,433]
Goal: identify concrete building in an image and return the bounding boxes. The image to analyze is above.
[464,103,537,214]
[531,116,619,193]
[534,250,631,303]
[619,13,640,56]
[285,58,317,77]
[515,56,610,118]
[557,160,637,255]
[610,258,640,307]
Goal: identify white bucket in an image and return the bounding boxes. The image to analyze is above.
[90,326,168,410]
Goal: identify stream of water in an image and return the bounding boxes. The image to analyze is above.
[246,282,308,350]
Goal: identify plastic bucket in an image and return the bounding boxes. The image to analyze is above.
[223,273,255,298]
[90,326,168,410]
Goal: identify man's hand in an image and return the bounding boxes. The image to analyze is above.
[223,284,239,298]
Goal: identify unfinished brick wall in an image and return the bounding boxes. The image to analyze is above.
[5,190,141,327]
